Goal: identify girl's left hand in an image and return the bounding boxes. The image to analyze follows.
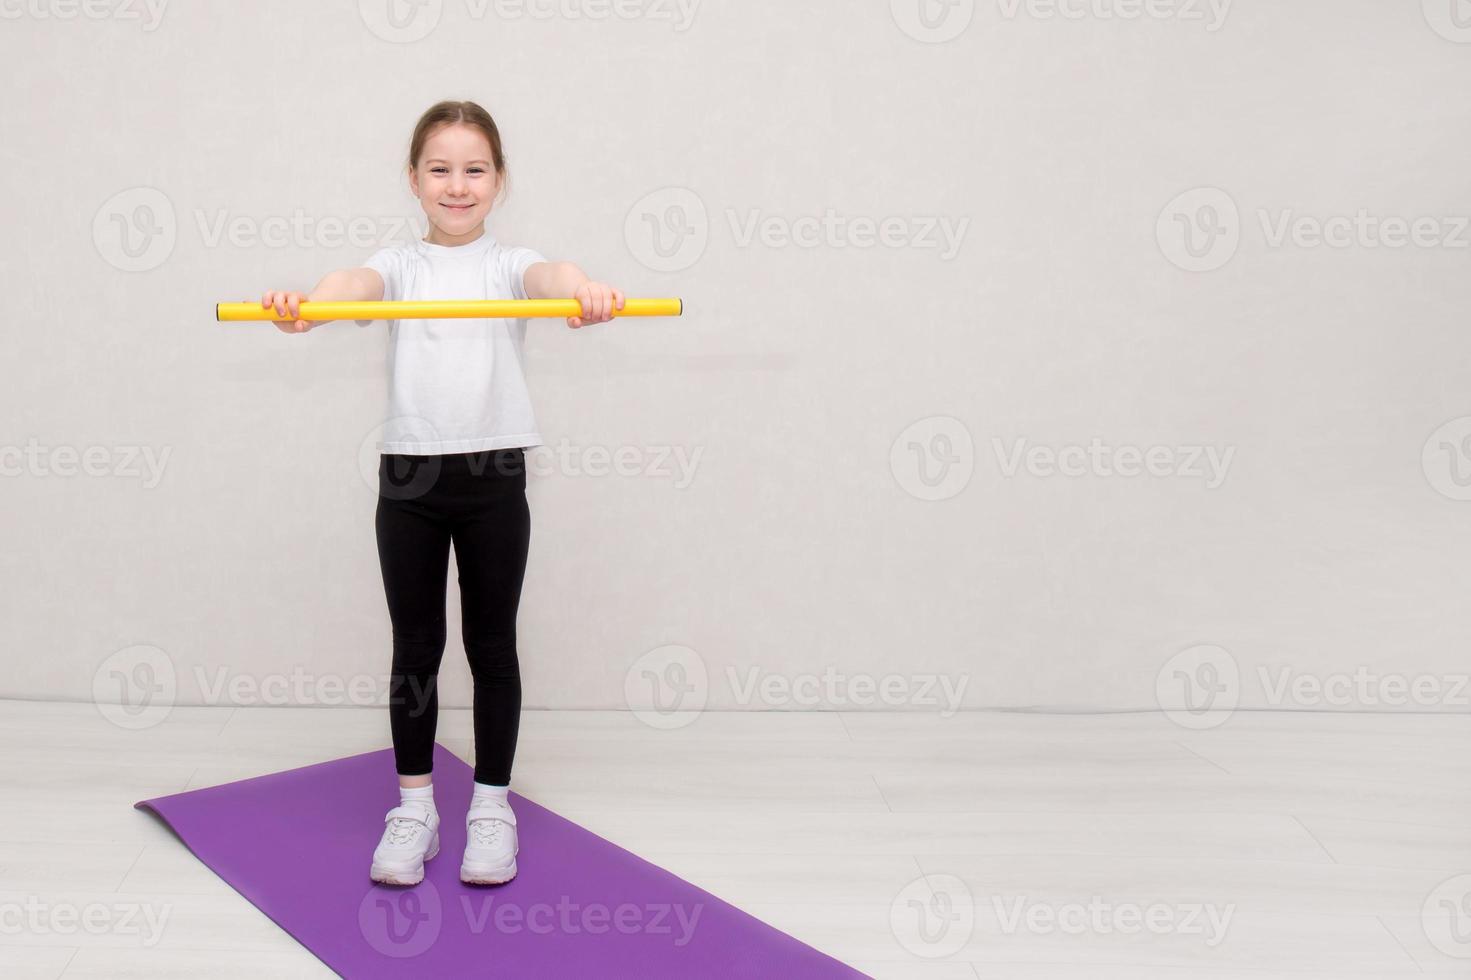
[569,281,625,329]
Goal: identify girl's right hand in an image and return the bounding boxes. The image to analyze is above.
[261,291,319,334]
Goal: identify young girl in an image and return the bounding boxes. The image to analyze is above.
[259,100,624,887]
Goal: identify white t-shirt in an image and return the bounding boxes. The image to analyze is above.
[361,233,546,454]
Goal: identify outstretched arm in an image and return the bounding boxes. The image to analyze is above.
[317,267,386,305]
[523,261,624,329]
[261,267,385,333]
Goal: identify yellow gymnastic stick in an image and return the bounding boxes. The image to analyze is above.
[215,298,683,321]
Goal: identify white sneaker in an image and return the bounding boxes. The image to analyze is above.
[460,799,518,885]
[370,802,440,886]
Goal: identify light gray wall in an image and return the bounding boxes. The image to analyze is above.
[4,0,1469,721]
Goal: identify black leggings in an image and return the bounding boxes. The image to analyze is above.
[375,448,530,786]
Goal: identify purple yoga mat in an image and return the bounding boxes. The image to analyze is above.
[136,743,870,978]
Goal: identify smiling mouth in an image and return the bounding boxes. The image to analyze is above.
[441,203,473,210]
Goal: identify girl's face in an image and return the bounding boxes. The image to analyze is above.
[409,123,502,245]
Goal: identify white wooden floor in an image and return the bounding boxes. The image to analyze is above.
[1,701,1468,978]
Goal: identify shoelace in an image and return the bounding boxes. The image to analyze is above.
[386,807,431,846]
[469,811,509,847]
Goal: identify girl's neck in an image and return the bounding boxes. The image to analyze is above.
[423,224,486,248]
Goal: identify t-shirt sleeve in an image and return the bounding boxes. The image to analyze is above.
[500,245,548,302]
[358,246,403,325]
